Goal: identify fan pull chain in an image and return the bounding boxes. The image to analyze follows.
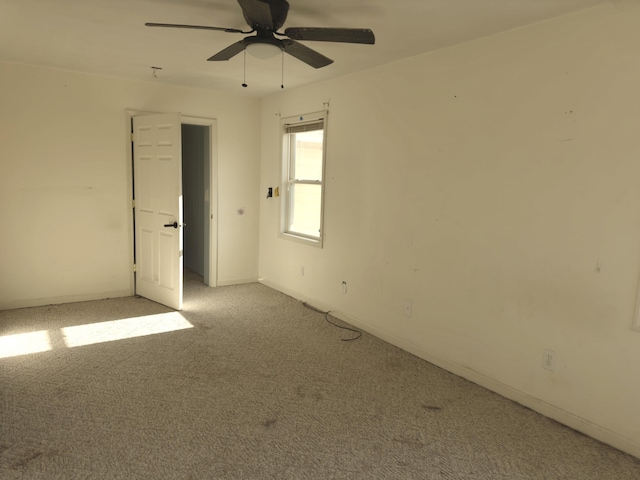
[281,50,284,89]
[242,50,248,88]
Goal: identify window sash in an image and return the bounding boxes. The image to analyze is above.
[287,130,323,182]
[286,183,322,239]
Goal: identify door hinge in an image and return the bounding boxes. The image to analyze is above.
[132,199,135,209]
[133,264,137,273]
[130,132,134,142]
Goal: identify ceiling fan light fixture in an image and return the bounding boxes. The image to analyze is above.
[246,42,281,59]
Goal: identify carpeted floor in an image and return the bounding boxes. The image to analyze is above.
[1,272,639,479]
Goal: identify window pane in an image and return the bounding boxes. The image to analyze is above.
[292,130,323,181]
[288,183,322,238]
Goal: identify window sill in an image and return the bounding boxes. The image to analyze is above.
[280,232,323,248]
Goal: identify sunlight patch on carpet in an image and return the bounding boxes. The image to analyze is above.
[61,312,193,348]
[0,330,52,359]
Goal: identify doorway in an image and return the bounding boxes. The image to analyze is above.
[182,123,209,282]
[129,111,218,309]
[182,123,210,284]
[180,115,218,289]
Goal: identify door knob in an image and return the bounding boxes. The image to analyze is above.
[164,221,178,228]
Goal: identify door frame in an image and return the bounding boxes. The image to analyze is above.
[125,109,219,294]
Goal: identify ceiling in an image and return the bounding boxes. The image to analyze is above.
[0,0,606,97]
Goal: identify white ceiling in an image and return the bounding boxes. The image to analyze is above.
[0,0,606,97]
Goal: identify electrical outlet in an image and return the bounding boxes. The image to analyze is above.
[341,281,347,294]
[542,349,557,372]
[404,300,413,317]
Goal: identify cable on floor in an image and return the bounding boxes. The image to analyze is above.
[303,302,362,342]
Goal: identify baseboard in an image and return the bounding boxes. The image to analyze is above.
[217,277,259,287]
[0,290,132,311]
[259,278,640,460]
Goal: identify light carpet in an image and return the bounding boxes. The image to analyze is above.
[1,272,639,479]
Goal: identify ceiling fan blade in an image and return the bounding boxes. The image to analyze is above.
[284,27,375,44]
[207,39,248,61]
[281,39,333,69]
[145,22,248,34]
[236,0,275,30]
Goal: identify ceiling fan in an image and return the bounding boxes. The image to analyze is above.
[145,0,375,69]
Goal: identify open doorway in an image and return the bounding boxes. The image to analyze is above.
[180,115,218,289]
[182,123,210,285]
[129,111,218,310]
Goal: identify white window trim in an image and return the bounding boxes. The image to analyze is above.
[279,110,328,247]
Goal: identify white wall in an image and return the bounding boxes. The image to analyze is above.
[259,2,640,457]
[0,62,260,309]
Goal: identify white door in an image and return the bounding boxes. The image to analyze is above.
[133,113,183,310]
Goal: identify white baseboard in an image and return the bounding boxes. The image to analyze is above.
[260,278,640,460]
[0,290,132,311]
[216,277,259,287]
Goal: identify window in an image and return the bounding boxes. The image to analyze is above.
[281,112,327,245]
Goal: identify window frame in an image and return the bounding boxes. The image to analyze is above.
[280,111,328,247]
